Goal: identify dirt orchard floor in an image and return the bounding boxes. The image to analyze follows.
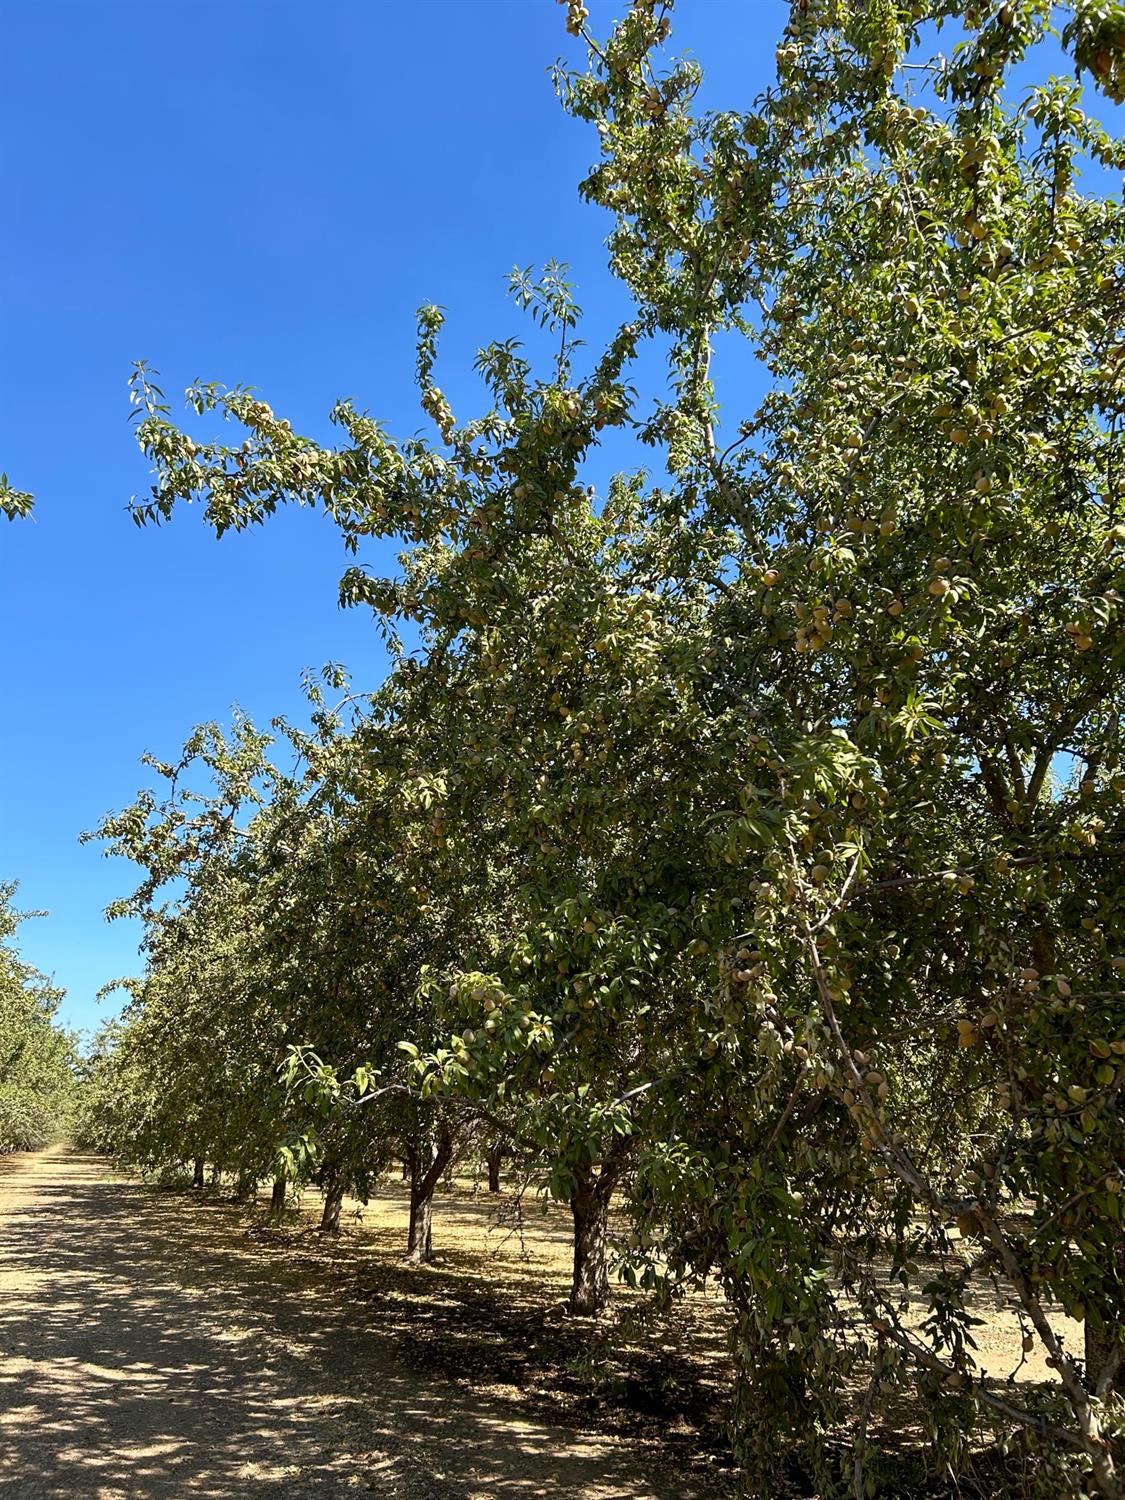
[0,1147,722,1499]
[287,1163,1080,1388]
[0,1149,1084,1499]
[276,1163,1088,1489]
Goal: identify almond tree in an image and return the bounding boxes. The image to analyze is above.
[110,1,1123,1491]
[553,1,1125,1493]
[0,886,76,1152]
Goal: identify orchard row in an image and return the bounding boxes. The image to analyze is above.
[27,4,1125,1496]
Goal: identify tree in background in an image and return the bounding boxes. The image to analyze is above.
[0,885,77,1152]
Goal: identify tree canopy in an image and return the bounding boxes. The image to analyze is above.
[1,475,33,521]
[0,886,77,1153]
[80,3,1125,1496]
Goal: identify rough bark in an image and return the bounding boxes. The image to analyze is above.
[1087,1322,1120,1397]
[487,1140,504,1193]
[319,1167,345,1234]
[1087,1243,1124,1396]
[192,1157,205,1189]
[269,1177,286,1216]
[405,1127,457,1264]
[568,1164,616,1316]
[407,1185,434,1263]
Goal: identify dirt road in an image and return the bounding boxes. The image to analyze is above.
[0,1149,707,1499]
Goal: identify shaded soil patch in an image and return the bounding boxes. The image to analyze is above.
[0,1148,723,1499]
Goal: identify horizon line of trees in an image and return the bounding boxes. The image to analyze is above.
[0,886,78,1154]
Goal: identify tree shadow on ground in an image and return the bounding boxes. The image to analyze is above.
[0,1150,725,1499]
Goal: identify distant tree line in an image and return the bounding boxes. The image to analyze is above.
[0,886,77,1152]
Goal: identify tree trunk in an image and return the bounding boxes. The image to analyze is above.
[1086,1244,1123,1395]
[1086,1322,1119,1396]
[320,1168,345,1234]
[405,1128,456,1264]
[487,1140,504,1193]
[192,1157,205,1189]
[269,1177,286,1216]
[568,1168,613,1316]
[407,1184,434,1263]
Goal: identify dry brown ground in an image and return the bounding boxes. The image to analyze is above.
[0,1148,724,1499]
[299,1165,1078,1388]
[0,1149,1082,1500]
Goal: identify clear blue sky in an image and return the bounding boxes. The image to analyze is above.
[0,1,775,1037]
